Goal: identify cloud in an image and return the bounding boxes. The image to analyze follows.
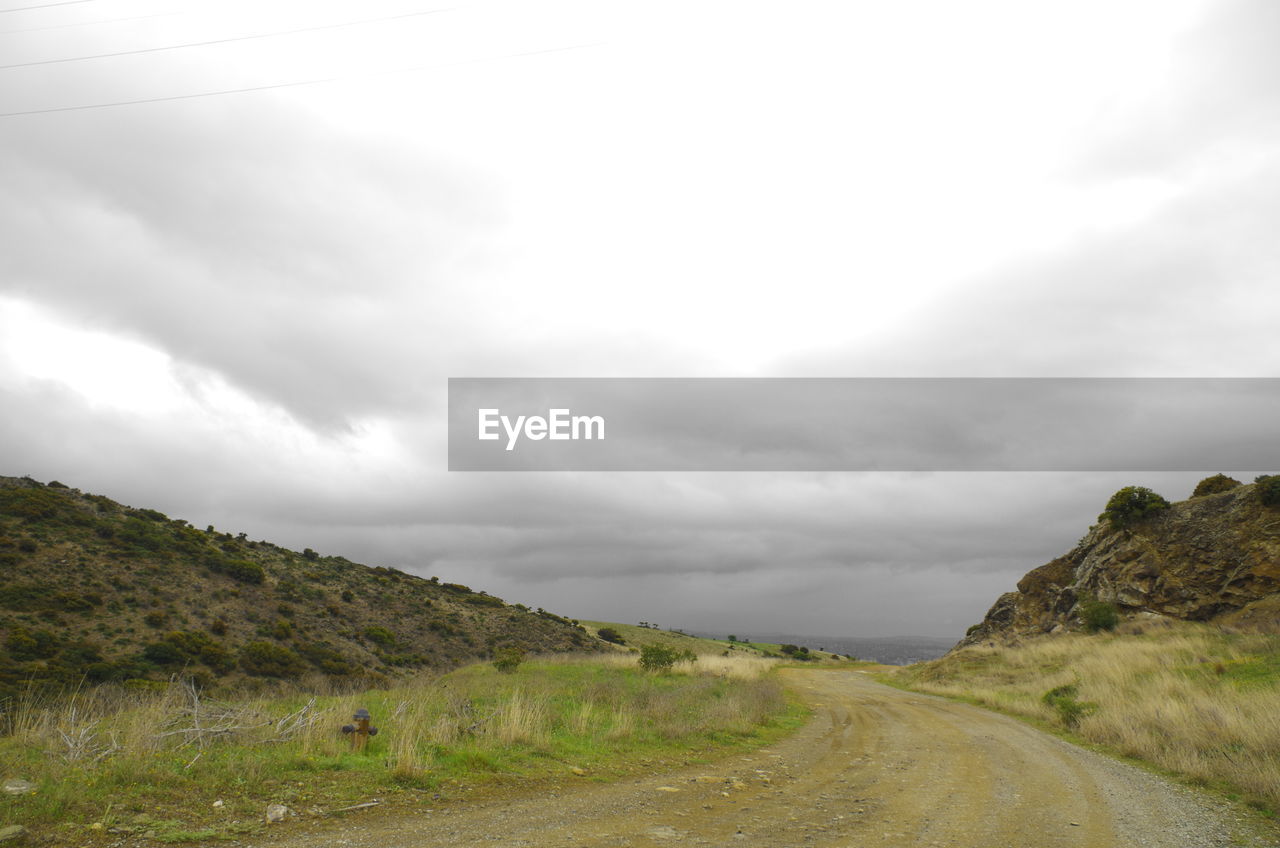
[0,96,505,429]
[1,1,1275,640]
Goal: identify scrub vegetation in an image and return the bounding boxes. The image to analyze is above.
[893,618,1280,814]
[1,654,803,843]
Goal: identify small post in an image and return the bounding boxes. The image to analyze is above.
[341,708,378,750]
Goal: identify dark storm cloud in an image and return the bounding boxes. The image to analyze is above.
[0,97,501,430]
[2,0,1277,640]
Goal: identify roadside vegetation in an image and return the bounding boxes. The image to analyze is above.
[892,618,1280,813]
[0,653,804,843]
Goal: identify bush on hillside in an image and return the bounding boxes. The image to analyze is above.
[597,627,626,645]
[1098,486,1170,529]
[239,641,306,678]
[1078,598,1119,632]
[1256,475,1280,507]
[1192,474,1241,498]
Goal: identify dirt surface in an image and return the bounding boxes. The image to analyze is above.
[251,670,1278,848]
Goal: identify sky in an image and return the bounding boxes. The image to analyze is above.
[1,0,1278,639]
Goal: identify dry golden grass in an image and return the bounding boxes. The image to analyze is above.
[895,619,1280,810]
[0,652,802,840]
[537,651,778,679]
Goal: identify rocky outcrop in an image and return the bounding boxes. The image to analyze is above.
[959,482,1280,647]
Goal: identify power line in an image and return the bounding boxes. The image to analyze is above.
[0,6,453,70]
[0,11,176,35]
[0,0,98,13]
[0,41,603,118]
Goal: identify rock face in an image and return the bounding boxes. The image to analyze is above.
[959,482,1280,647]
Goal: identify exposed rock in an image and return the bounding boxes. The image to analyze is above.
[265,803,290,823]
[0,825,26,842]
[1,778,34,796]
[958,482,1280,647]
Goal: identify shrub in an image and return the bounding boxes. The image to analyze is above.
[4,626,60,660]
[1256,475,1280,507]
[597,627,626,645]
[143,611,167,628]
[302,548,319,561]
[142,640,186,666]
[1078,598,1119,632]
[639,644,680,672]
[492,645,526,673]
[220,559,264,584]
[1041,683,1097,727]
[637,645,695,673]
[1192,474,1241,497]
[295,642,355,675]
[0,486,77,521]
[1098,486,1170,529]
[140,631,234,673]
[363,626,397,648]
[239,641,306,677]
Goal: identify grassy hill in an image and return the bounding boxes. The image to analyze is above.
[0,476,594,701]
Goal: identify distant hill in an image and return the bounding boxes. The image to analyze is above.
[744,634,954,666]
[581,621,856,663]
[960,475,1280,648]
[0,476,594,701]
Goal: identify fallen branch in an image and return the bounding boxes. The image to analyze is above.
[326,800,382,815]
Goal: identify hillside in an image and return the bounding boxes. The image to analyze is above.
[896,475,1280,814]
[960,475,1280,647]
[0,476,594,701]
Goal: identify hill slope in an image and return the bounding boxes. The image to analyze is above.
[0,476,593,700]
[960,477,1280,647]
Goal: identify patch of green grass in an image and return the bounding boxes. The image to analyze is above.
[1218,653,1280,688]
[2,656,803,843]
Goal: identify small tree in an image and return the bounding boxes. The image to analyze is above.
[597,627,626,645]
[492,645,525,673]
[1098,486,1170,529]
[639,644,680,672]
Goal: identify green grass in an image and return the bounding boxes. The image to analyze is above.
[0,655,807,843]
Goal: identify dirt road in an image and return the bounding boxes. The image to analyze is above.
[261,670,1276,848]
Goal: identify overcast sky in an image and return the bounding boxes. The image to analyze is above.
[1,0,1277,639]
